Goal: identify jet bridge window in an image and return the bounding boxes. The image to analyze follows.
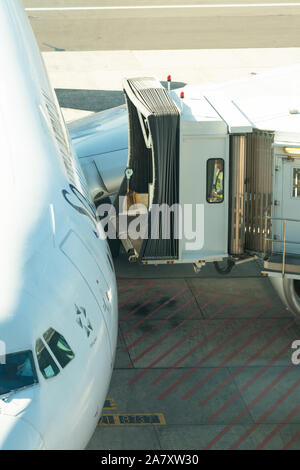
[292,168,300,198]
[35,339,60,379]
[207,158,224,204]
[43,328,75,369]
[0,350,38,396]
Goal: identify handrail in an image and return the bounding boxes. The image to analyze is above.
[263,214,300,276]
[265,216,300,223]
[264,238,300,245]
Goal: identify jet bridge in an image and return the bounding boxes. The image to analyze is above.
[115,77,240,269]
[114,77,300,288]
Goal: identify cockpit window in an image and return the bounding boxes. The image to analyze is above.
[0,350,38,396]
[43,328,74,368]
[35,339,60,379]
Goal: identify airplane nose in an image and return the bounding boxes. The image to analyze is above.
[0,415,45,449]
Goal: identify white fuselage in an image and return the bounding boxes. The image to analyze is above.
[0,0,118,449]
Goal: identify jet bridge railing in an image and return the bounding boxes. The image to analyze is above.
[263,215,300,276]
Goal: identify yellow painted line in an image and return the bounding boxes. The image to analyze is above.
[103,398,117,410]
[99,413,166,426]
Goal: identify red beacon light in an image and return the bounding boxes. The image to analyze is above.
[167,74,172,92]
[179,91,185,111]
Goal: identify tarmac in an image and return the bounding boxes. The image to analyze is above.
[23,0,300,51]
[87,255,300,450]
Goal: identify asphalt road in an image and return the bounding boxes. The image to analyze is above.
[22,0,300,51]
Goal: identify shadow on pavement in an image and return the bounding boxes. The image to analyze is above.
[55,82,186,112]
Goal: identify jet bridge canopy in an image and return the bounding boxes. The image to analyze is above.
[115,77,180,260]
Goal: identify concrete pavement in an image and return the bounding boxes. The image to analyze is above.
[87,255,300,450]
[42,47,300,121]
[23,0,300,51]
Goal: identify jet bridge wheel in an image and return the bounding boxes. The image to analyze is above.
[129,254,138,263]
[270,278,300,322]
[213,259,235,275]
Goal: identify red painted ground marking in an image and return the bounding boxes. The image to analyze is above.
[120,283,174,322]
[283,427,300,450]
[199,310,289,411]
[204,360,294,450]
[121,287,188,337]
[206,336,294,426]
[119,282,154,312]
[151,296,240,388]
[256,401,300,449]
[128,293,221,386]
[118,280,138,294]
[159,300,272,401]
[230,373,300,450]
[125,290,204,359]
[117,277,261,302]
[189,308,286,402]
[156,298,259,398]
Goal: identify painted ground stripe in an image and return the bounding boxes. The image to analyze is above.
[199,311,290,411]
[150,295,240,386]
[121,287,188,337]
[127,291,219,369]
[119,281,154,313]
[128,293,221,386]
[189,308,286,402]
[283,427,300,449]
[25,4,300,12]
[256,401,300,449]
[230,374,300,450]
[99,413,166,426]
[118,280,138,294]
[153,297,255,389]
[118,277,260,302]
[158,300,272,400]
[204,360,294,450]
[122,286,183,328]
[125,289,205,361]
[103,398,117,410]
[120,283,170,322]
[206,336,294,425]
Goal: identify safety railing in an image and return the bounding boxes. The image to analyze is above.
[263,214,300,276]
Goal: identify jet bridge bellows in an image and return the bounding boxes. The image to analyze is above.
[115,77,180,261]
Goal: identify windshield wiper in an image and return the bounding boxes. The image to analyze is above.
[0,384,36,402]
